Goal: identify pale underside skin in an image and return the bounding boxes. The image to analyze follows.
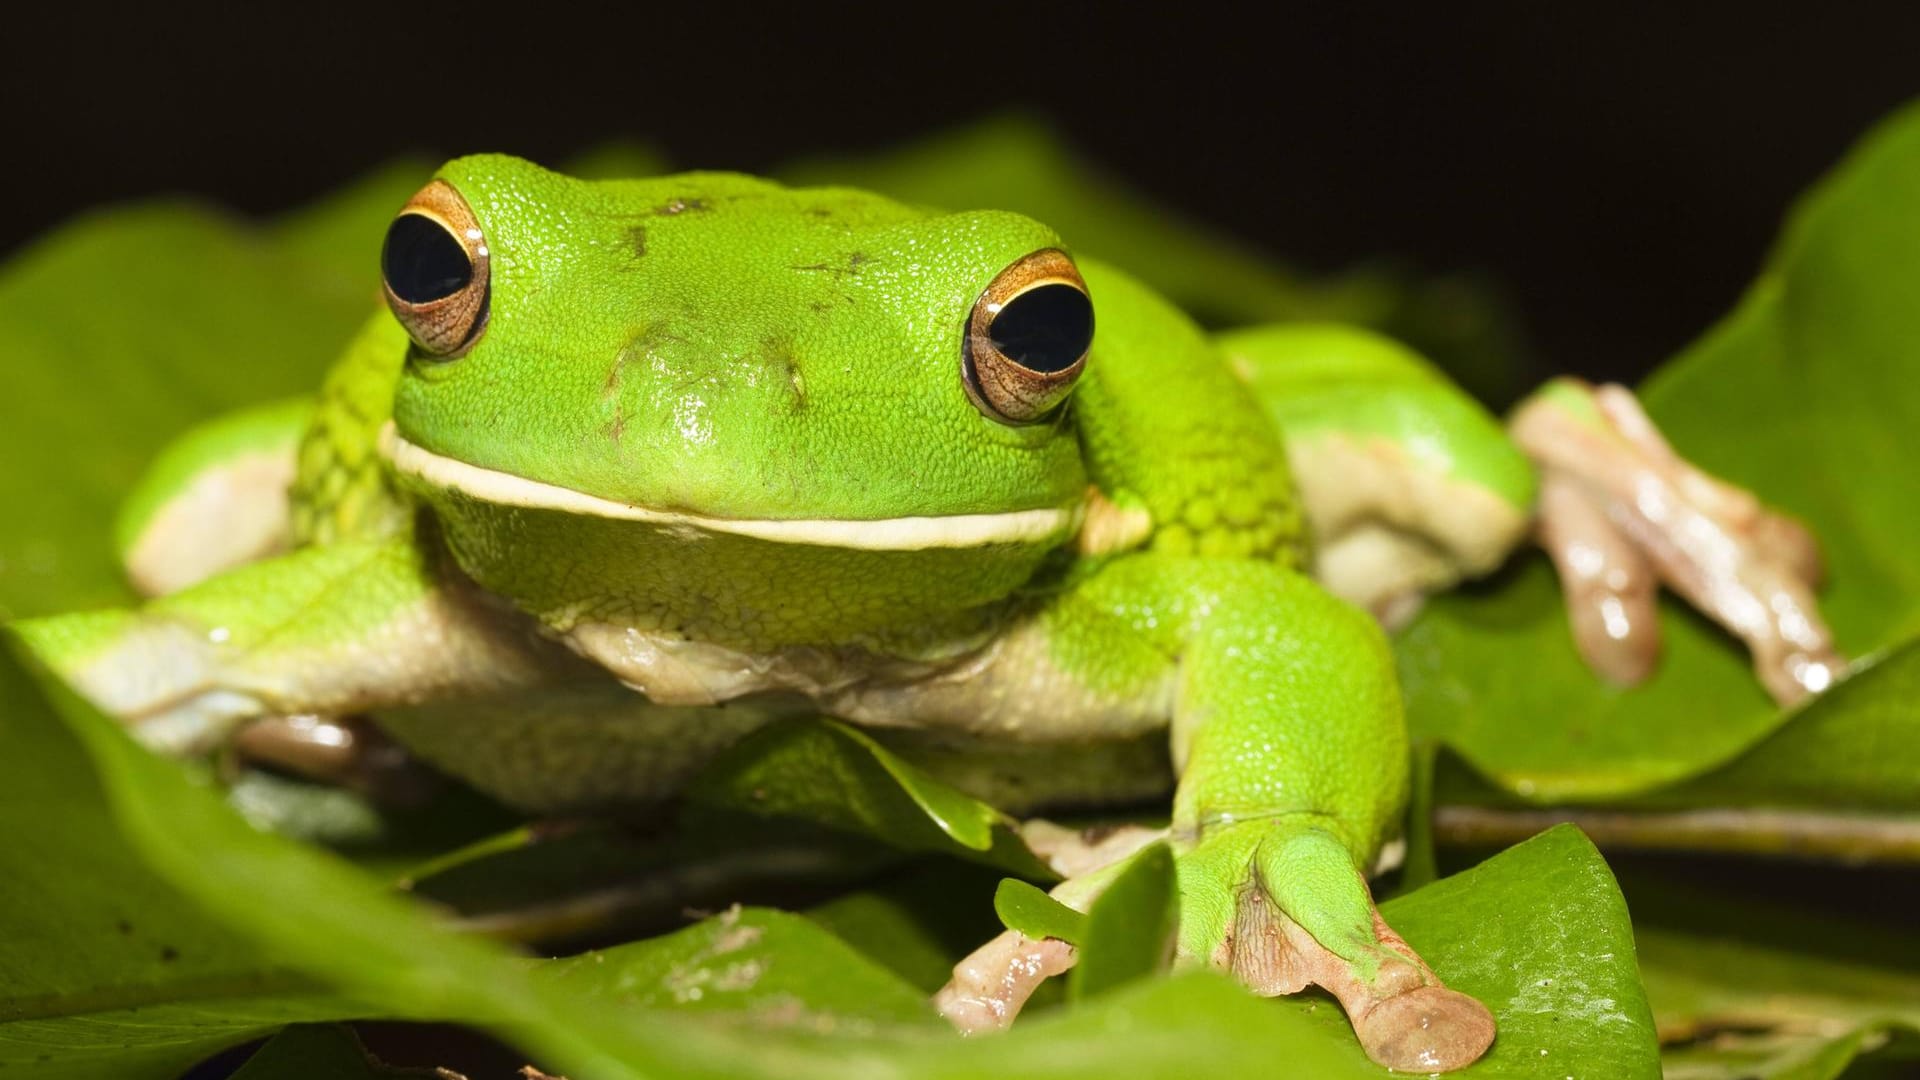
[125,449,296,596]
[563,614,1176,743]
[380,423,1079,551]
[1286,431,1530,624]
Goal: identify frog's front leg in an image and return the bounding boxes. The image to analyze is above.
[938,555,1495,1072]
[12,535,576,757]
[1512,378,1843,704]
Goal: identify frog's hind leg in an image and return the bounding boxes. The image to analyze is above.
[1220,324,1536,625]
[117,396,312,596]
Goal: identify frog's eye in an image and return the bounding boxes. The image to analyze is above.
[963,249,1094,424]
[382,180,489,359]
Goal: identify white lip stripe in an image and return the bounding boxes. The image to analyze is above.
[379,423,1077,550]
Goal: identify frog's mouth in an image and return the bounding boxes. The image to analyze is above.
[378,423,1078,551]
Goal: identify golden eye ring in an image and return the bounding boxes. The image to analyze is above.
[381,179,490,359]
[962,248,1094,424]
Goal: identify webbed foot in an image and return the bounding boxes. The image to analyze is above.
[1183,820,1494,1071]
[1512,378,1845,705]
[937,818,1495,1072]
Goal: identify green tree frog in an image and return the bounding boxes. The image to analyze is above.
[16,157,1842,1071]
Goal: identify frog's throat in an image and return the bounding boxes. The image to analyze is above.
[378,422,1078,551]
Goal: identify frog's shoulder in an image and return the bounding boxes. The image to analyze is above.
[290,312,415,547]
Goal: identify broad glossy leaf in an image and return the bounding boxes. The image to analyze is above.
[536,906,936,1028]
[1402,102,1920,816]
[682,718,1057,879]
[0,644,372,1078]
[1373,825,1660,1078]
[0,637,872,1080]
[1066,844,1177,1002]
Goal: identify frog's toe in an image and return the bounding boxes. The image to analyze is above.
[1217,882,1494,1072]
[1184,822,1496,1072]
[1512,377,1846,705]
[935,928,1075,1033]
[1353,984,1497,1072]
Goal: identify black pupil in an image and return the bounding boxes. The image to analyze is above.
[990,283,1094,373]
[382,214,471,303]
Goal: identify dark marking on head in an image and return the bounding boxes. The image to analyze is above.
[160,946,179,962]
[116,919,133,935]
[785,359,808,412]
[754,338,811,414]
[655,197,709,216]
[606,322,685,397]
[626,225,648,259]
[606,407,629,444]
[605,345,638,397]
[791,251,871,277]
[806,206,835,218]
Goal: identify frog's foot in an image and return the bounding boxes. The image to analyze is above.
[230,714,437,807]
[935,928,1076,1033]
[1511,378,1845,705]
[938,819,1494,1071]
[1182,820,1494,1072]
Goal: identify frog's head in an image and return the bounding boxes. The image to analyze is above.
[377,154,1093,647]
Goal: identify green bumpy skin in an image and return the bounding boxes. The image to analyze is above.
[16,154,1528,1071]
[1221,323,1534,512]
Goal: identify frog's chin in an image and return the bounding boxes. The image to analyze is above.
[378,422,1079,552]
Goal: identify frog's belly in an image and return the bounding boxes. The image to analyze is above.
[376,678,1173,817]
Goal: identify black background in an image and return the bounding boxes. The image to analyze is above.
[6,6,1918,387]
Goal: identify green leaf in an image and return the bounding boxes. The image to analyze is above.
[1375,825,1661,1077]
[682,718,1057,879]
[1624,868,1920,1080]
[1066,844,1177,1002]
[0,635,853,1080]
[0,642,371,1078]
[1401,101,1920,822]
[803,860,1008,993]
[994,879,1089,946]
[537,906,937,1028]
[1429,641,1920,861]
[228,1026,402,1080]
